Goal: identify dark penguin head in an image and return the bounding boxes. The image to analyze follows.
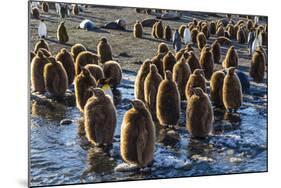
[193,19,198,26]
[194,69,205,77]
[81,66,91,77]
[192,87,204,97]
[150,64,158,74]
[183,51,189,59]
[100,37,107,43]
[61,48,68,54]
[48,56,57,64]
[165,70,173,80]
[130,99,146,111]
[228,67,236,75]
[37,50,44,58]
[179,57,186,64]
[60,21,65,26]
[229,46,235,53]
[89,87,106,99]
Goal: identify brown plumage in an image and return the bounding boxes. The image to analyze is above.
[31,7,40,19]
[210,70,225,107]
[186,51,201,73]
[74,67,97,112]
[173,57,191,100]
[84,88,116,145]
[30,51,36,63]
[156,71,180,126]
[43,57,68,97]
[37,48,51,57]
[223,46,238,68]
[102,61,122,88]
[56,48,75,86]
[185,43,194,52]
[57,21,69,44]
[216,36,232,46]
[144,64,163,120]
[185,69,206,99]
[179,25,187,38]
[211,40,221,64]
[155,21,164,39]
[191,28,199,44]
[196,32,207,51]
[84,64,104,82]
[163,51,176,73]
[201,24,209,39]
[247,19,254,30]
[175,48,186,61]
[34,39,49,54]
[222,67,242,112]
[121,99,155,167]
[209,21,216,35]
[237,26,247,44]
[164,25,172,41]
[135,60,151,102]
[71,43,87,61]
[42,2,49,13]
[157,42,169,55]
[250,49,265,82]
[216,26,225,37]
[72,4,79,16]
[151,23,157,38]
[134,21,143,38]
[75,51,99,75]
[199,46,214,80]
[151,53,164,78]
[226,24,235,39]
[31,50,49,93]
[186,87,213,138]
[97,37,113,64]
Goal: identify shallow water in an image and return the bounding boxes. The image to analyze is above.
[30,70,267,187]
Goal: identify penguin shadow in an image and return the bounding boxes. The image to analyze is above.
[186,137,215,160]
[156,123,181,148]
[141,35,168,44]
[84,27,110,34]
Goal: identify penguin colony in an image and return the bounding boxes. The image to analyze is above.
[30,4,267,168]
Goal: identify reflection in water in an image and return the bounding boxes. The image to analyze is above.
[187,138,215,162]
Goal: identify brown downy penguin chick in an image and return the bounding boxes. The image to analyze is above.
[186,51,201,73]
[84,88,116,146]
[186,87,213,138]
[216,36,232,46]
[84,64,104,82]
[75,51,99,75]
[34,39,50,54]
[31,7,40,19]
[134,21,143,38]
[42,2,49,13]
[250,49,265,82]
[144,64,163,120]
[164,25,172,41]
[185,43,194,52]
[179,25,187,38]
[135,60,151,102]
[155,21,164,39]
[201,24,209,39]
[74,67,97,112]
[43,57,68,97]
[97,37,113,64]
[210,70,225,107]
[151,22,157,38]
[196,32,207,51]
[223,46,238,68]
[31,50,49,93]
[120,99,155,168]
[247,19,254,30]
[222,67,242,112]
[163,51,176,73]
[226,23,235,39]
[102,61,122,88]
[71,43,87,61]
[173,57,191,100]
[157,42,169,55]
[237,26,247,44]
[211,40,221,64]
[151,54,164,78]
[185,69,206,99]
[37,48,51,57]
[56,48,75,86]
[57,21,69,44]
[156,70,180,126]
[216,26,225,37]
[209,21,216,35]
[191,28,199,44]
[72,4,79,16]
[199,46,214,80]
[175,48,186,61]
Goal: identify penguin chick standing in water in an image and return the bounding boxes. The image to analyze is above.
[185,69,206,100]
[75,67,97,112]
[173,29,182,52]
[102,61,122,89]
[156,70,180,127]
[97,37,113,64]
[210,70,225,107]
[57,21,69,44]
[135,60,151,102]
[84,88,116,146]
[56,48,75,86]
[121,99,155,168]
[173,57,191,100]
[222,67,242,113]
[43,57,68,97]
[38,19,47,38]
[186,87,213,138]
[144,64,163,121]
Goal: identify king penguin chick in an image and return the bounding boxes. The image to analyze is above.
[199,46,214,80]
[163,51,176,73]
[185,69,206,100]
[196,32,207,51]
[164,25,172,41]
[120,99,155,168]
[186,87,213,138]
[223,46,238,68]
[151,53,164,78]
[135,59,151,102]
[34,39,50,54]
[210,70,225,107]
[186,51,201,73]
[84,64,104,82]
[155,21,164,39]
[222,67,242,113]
[84,88,116,146]
[134,20,143,38]
[43,57,68,97]
[71,43,87,61]
[57,21,69,44]
[211,40,221,64]
[250,48,266,82]
[75,51,99,75]
[74,67,97,112]
[102,61,122,89]
[173,57,191,100]
[56,48,75,86]
[157,42,169,55]
[97,37,113,64]
[156,70,180,127]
